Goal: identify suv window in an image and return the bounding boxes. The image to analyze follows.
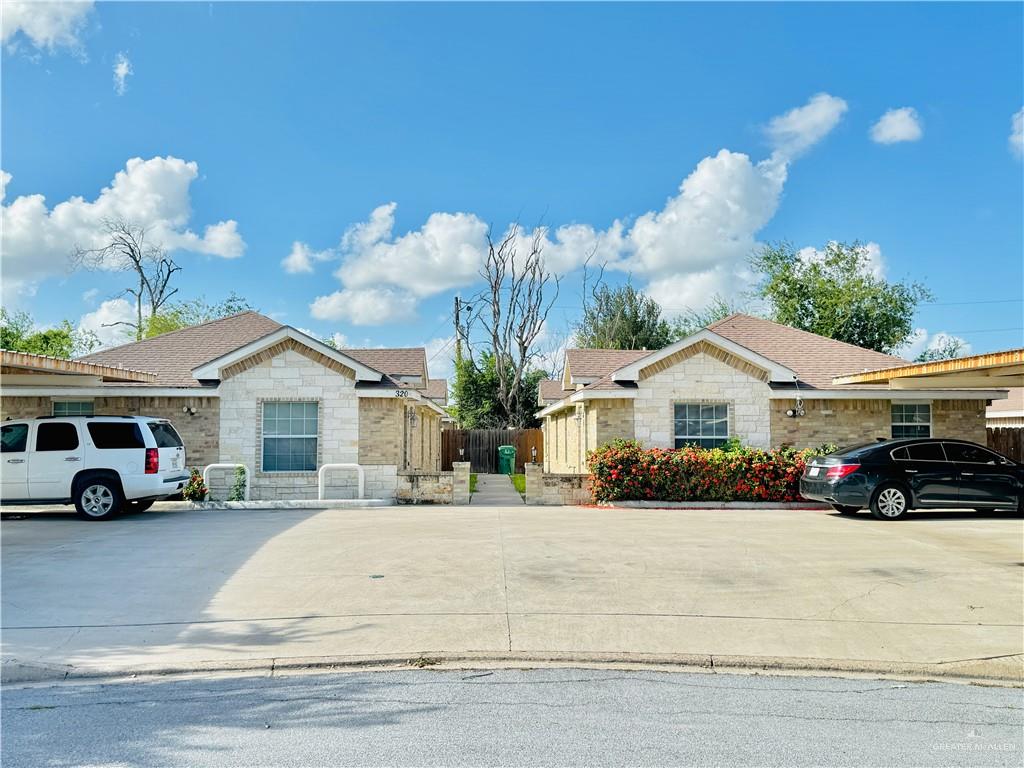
[1,424,28,453]
[906,443,946,462]
[88,422,145,450]
[943,443,1002,465]
[147,422,183,448]
[36,423,79,452]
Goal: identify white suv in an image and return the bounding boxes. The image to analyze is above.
[1,416,189,520]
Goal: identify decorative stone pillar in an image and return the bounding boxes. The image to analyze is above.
[452,462,471,505]
[524,462,543,505]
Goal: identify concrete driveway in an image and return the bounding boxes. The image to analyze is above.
[2,505,1022,682]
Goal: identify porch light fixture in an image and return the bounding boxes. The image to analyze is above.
[531,446,537,462]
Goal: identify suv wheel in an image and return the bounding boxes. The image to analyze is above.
[871,485,909,520]
[74,477,123,521]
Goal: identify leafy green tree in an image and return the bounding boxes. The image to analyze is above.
[575,283,673,350]
[0,309,99,358]
[143,293,253,337]
[452,350,546,428]
[669,294,743,340]
[915,335,967,362]
[751,241,931,354]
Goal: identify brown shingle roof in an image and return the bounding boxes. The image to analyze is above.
[538,378,572,403]
[565,348,649,379]
[707,314,908,389]
[340,348,427,379]
[78,311,284,387]
[422,378,448,404]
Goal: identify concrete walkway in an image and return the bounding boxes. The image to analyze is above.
[472,473,523,504]
[1,506,1021,683]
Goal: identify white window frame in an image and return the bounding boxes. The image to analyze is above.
[51,399,94,416]
[261,401,319,473]
[891,402,931,439]
[673,402,730,449]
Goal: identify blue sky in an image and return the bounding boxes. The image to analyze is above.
[2,1,1022,376]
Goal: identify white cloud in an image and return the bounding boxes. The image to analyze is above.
[1,1,93,54]
[77,298,137,348]
[281,241,333,274]
[113,51,132,95]
[896,329,971,361]
[1,156,245,302]
[1011,108,1023,159]
[81,287,99,303]
[870,107,923,144]
[424,336,456,381]
[310,287,418,326]
[306,94,846,323]
[765,93,848,160]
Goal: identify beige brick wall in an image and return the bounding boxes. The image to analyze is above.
[218,348,359,500]
[770,398,989,449]
[524,462,591,506]
[357,399,441,471]
[395,470,453,503]
[592,398,635,447]
[634,351,771,449]
[0,394,219,468]
[544,407,585,474]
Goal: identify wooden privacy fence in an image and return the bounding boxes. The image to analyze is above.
[987,427,1024,462]
[442,429,544,474]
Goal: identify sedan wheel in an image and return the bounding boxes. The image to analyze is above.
[872,486,908,520]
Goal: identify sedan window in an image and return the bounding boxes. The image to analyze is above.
[943,443,1002,465]
[906,443,946,462]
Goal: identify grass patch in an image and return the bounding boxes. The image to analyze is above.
[510,473,526,495]
[469,473,478,494]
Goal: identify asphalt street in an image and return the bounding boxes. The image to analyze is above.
[2,668,1022,767]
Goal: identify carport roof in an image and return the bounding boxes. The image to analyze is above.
[1,350,156,382]
[832,348,1024,389]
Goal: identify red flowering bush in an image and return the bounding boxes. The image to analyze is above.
[587,439,832,504]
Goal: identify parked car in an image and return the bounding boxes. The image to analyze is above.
[0,416,189,520]
[800,438,1023,520]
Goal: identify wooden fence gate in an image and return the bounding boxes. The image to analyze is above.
[441,429,544,474]
[987,427,1024,462]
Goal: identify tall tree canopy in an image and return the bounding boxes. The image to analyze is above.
[0,309,99,359]
[144,293,254,337]
[751,241,931,354]
[452,350,546,429]
[575,283,673,350]
[668,294,741,340]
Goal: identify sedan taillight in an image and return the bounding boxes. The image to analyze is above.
[825,463,859,481]
[145,448,159,474]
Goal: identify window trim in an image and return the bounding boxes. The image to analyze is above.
[258,399,321,474]
[51,399,95,417]
[673,401,731,450]
[891,402,931,440]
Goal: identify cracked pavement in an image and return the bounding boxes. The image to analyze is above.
[1,505,1022,681]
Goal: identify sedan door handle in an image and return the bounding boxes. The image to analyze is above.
[960,471,973,476]
[64,457,82,462]
[6,458,25,464]
[904,469,917,474]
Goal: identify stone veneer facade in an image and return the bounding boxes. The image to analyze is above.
[633,350,771,449]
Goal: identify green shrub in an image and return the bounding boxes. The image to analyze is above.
[227,465,247,502]
[586,439,828,503]
[182,468,208,502]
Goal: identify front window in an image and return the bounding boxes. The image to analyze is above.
[52,400,94,416]
[1,424,28,453]
[262,401,318,472]
[674,403,729,449]
[891,403,930,439]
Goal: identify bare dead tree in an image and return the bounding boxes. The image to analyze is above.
[460,224,559,428]
[72,218,181,340]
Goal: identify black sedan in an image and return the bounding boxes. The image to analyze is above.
[800,439,1023,520]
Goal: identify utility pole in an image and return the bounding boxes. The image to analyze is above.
[454,295,462,365]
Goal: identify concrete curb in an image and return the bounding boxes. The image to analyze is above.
[4,651,1020,687]
[601,501,831,510]
[155,499,393,511]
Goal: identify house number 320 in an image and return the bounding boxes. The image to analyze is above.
[395,389,409,398]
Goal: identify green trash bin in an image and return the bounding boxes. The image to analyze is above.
[497,445,516,475]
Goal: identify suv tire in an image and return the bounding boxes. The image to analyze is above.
[871,484,909,521]
[74,476,123,521]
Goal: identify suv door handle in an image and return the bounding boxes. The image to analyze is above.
[64,457,82,462]
[6,458,25,464]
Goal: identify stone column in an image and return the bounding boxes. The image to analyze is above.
[452,461,471,505]
[524,462,543,505]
